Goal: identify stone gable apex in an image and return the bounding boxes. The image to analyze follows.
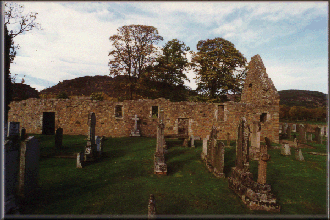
[240,54,279,105]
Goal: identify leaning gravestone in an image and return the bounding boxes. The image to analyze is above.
[4,140,20,214]
[295,148,304,161]
[18,136,40,198]
[55,127,63,148]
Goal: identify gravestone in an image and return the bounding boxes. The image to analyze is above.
[76,152,84,168]
[250,121,261,160]
[18,136,40,198]
[286,125,292,140]
[307,133,313,141]
[281,143,291,156]
[213,141,225,178]
[190,135,195,148]
[206,126,218,172]
[154,108,167,175]
[148,194,156,218]
[21,127,26,141]
[295,148,304,161]
[320,126,325,136]
[131,115,141,137]
[235,117,250,172]
[293,138,298,148]
[201,137,208,160]
[55,127,63,148]
[85,112,96,161]
[315,127,322,144]
[95,136,104,157]
[4,140,20,214]
[8,122,20,139]
[298,124,306,144]
[292,124,296,132]
[258,144,271,184]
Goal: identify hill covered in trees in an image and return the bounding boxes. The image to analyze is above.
[279,90,327,108]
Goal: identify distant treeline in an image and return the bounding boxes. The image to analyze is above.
[280,105,327,122]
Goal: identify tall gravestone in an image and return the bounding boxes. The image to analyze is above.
[55,127,63,148]
[250,121,261,160]
[206,126,218,172]
[85,112,96,161]
[235,117,250,172]
[18,136,40,198]
[298,124,306,144]
[201,136,208,160]
[213,141,225,178]
[154,108,167,175]
[286,125,292,140]
[4,139,20,214]
[258,144,270,184]
[315,127,322,144]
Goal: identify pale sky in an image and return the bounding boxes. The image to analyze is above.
[4,1,328,94]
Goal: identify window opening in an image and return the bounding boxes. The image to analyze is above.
[115,105,123,118]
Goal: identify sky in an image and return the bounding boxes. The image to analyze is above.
[4,1,329,94]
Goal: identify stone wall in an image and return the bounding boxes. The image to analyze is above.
[8,97,279,143]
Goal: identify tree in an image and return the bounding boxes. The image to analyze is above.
[4,2,41,134]
[153,39,190,85]
[191,37,247,102]
[108,25,163,99]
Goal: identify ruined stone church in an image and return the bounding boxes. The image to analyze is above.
[8,54,280,143]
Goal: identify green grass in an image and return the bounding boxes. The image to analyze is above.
[21,135,327,215]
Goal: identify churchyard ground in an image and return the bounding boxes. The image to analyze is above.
[20,133,327,215]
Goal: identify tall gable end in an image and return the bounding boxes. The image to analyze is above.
[240,55,279,105]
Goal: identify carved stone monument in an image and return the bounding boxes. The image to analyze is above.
[154,108,167,175]
[55,127,63,148]
[131,115,141,136]
[258,144,270,184]
[250,121,261,160]
[295,148,304,161]
[281,143,291,156]
[85,112,96,162]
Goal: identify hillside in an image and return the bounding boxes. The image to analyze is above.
[278,90,328,108]
[11,83,39,101]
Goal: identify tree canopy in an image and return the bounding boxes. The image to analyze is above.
[152,39,190,85]
[191,37,247,102]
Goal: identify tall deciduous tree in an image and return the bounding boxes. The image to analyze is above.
[191,37,247,102]
[153,39,190,85]
[108,24,163,99]
[4,2,41,134]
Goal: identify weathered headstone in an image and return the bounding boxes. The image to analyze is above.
[213,141,225,178]
[154,108,167,175]
[190,135,195,148]
[95,136,104,157]
[131,115,141,136]
[295,148,304,161]
[250,121,261,160]
[55,127,63,148]
[235,117,250,172]
[292,124,296,132]
[85,112,96,161]
[8,122,20,139]
[281,143,291,156]
[4,140,20,214]
[18,136,40,198]
[148,194,156,219]
[76,152,84,168]
[201,137,208,160]
[293,138,298,148]
[258,144,270,184]
[206,126,218,172]
[21,127,26,141]
[298,124,306,144]
[315,127,322,144]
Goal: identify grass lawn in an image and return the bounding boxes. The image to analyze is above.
[20,134,327,216]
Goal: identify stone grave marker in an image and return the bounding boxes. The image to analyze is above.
[55,127,63,148]
[4,139,20,214]
[201,137,208,160]
[293,138,298,148]
[154,108,167,175]
[85,112,96,161]
[213,141,225,178]
[76,152,84,168]
[295,148,304,161]
[258,144,271,184]
[315,127,322,144]
[250,121,261,160]
[131,115,141,136]
[21,127,26,141]
[281,143,291,156]
[190,135,195,148]
[18,136,40,198]
[8,122,20,138]
[298,124,306,144]
[286,125,292,140]
[148,194,156,218]
[292,124,296,132]
[95,136,104,157]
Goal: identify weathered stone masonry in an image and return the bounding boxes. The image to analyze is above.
[8,55,279,143]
